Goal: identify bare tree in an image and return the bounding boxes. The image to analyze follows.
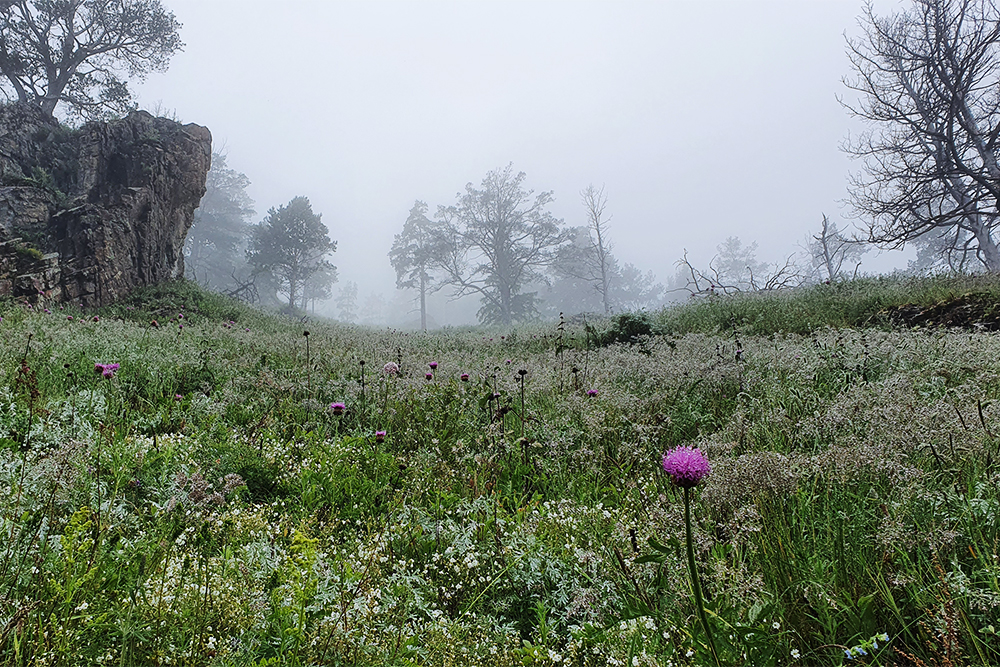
[843,0,1000,271]
[674,239,805,298]
[0,0,182,119]
[580,185,614,314]
[551,185,617,314]
[808,214,866,281]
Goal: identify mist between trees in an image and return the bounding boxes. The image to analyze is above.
[11,1,997,324]
[181,152,973,328]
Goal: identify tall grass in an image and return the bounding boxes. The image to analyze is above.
[0,276,997,665]
[654,272,1000,335]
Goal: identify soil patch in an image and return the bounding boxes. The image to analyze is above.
[885,292,1000,331]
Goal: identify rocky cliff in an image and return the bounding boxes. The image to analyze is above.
[0,103,211,305]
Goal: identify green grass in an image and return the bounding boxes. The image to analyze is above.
[653,272,1000,335]
[0,276,998,665]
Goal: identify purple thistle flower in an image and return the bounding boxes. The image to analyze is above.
[428,361,438,370]
[383,362,399,376]
[329,402,345,415]
[425,372,433,380]
[460,373,470,382]
[375,430,386,443]
[662,446,711,488]
[586,389,599,397]
[95,362,119,379]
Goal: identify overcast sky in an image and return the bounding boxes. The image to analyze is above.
[135,0,908,317]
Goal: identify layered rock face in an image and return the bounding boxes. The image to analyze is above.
[0,103,211,305]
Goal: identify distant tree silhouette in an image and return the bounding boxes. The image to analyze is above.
[247,197,337,310]
[437,164,567,325]
[389,200,445,330]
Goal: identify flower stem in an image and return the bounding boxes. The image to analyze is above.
[685,485,720,665]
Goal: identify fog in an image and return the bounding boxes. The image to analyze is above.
[135,0,909,326]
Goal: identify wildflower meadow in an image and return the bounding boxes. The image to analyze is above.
[1,275,999,666]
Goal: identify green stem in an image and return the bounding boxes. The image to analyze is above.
[685,485,720,665]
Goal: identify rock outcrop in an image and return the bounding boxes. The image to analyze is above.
[0,103,211,305]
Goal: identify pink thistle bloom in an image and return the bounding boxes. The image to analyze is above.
[383,362,399,376]
[92,316,99,322]
[95,362,119,379]
[428,361,438,370]
[662,446,711,488]
[329,402,345,415]
[460,373,470,382]
[586,389,599,397]
[375,430,386,443]
[174,394,183,401]
[425,372,433,380]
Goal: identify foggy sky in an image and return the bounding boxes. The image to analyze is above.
[135,0,908,322]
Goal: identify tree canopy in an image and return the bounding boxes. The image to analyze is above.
[185,153,255,294]
[247,197,337,311]
[437,164,567,325]
[0,0,182,119]
[389,200,444,330]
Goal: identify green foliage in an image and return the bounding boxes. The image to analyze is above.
[655,272,1000,336]
[0,0,182,119]
[247,196,337,310]
[592,311,653,346]
[435,164,567,326]
[185,152,256,292]
[0,277,996,664]
[13,242,44,262]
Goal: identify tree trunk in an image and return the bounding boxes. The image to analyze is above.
[500,284,512,326]
[419,271,427,331]
[972,223,1000,272]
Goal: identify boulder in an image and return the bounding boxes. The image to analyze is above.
[0,103,211,305]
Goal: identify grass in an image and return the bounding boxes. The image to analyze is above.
[652,271,1000,335]
[0,275,998,665]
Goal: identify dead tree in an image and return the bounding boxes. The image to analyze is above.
[843,0,1000,271]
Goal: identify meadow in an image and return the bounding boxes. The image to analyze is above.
[0,275,999,666]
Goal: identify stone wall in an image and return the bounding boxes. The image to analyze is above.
[0,103,211,305]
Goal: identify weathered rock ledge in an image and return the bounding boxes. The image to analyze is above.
[0,103,211,306]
